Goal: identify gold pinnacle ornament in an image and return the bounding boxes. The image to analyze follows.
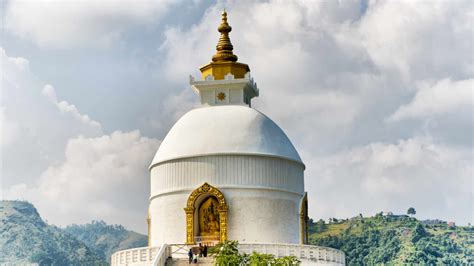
[200,11,250,80]
[212,11,238,62]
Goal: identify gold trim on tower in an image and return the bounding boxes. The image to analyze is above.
[300,192,309,244]
[184,182,229,244]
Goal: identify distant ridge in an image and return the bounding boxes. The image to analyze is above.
[2,200,471,265]
[0,200,104,265]
[64,220,147,262]
[309,213,473,264]
[0,201,147,264]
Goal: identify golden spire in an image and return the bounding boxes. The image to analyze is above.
[199,11,249,80]
[212,11,238,62]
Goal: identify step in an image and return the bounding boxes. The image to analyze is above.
[166,256,214,266]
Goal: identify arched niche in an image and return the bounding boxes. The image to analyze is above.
[184,182,228,244]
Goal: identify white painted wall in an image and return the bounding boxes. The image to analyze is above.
[190,73,259,107]
[149,188,301,246]
[150,155,304,196]
[149,155,304,246]
[149,191,187,246]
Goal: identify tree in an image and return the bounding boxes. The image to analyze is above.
[407,207,416,216]
[412,223,428,243]
[314,219,326,233]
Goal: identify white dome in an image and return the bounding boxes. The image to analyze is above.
[150,105,303,167]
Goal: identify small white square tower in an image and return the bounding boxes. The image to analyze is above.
[189,72,259,107]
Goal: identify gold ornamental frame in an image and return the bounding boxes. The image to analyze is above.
[184,182,228,244]
[300,192,309,244]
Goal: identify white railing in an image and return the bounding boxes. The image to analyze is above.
[167,243,194,258]
[194,235,220,246]
[238,243,345,265]
[152,244,169,266]
[110,246,160,266]
[111,243,345,265]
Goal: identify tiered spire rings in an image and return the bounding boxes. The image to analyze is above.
[212,11,238,63]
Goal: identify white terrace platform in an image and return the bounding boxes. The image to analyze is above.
[111,243,345,266]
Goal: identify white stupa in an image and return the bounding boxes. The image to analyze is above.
[112,11,345,266]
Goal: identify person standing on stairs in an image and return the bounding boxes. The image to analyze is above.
[199,243,203,257]
[188,249,193,264]
[193,252,198,264]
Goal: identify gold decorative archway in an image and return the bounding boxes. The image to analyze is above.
[184,183,228,244]
[300,192,309,244]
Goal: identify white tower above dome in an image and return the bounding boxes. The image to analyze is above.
[189,73,259,106]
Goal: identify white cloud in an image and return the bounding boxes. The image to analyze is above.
[158,0,472,146]
[306,137,472,224]
[42,84,101,128]
[158,1,380,148]
[4,0,174,48]
[2,0,473,231]
[1,48,161,232]
[5,131,160,233]
[0,107,19,147]
[157,0,473,225]
[388,78,473,121]
[0,47,102,189]
[359,0,473,81]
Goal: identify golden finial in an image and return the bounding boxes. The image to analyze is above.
[212,11,238,62]
[199,10,249,80]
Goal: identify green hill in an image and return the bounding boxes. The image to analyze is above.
[309,214,473,265]
[0,200,105,265]
[64,220,147,262]
[0,200,147,264]
[3,200,471,265]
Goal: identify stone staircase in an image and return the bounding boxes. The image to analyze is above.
[166,256,214,266]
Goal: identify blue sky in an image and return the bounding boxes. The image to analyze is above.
[1,0,472,233]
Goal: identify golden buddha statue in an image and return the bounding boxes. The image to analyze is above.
[199,197,220,237]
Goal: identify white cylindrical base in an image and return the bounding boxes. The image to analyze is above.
[149,155,305,246]
[149,187,302,246]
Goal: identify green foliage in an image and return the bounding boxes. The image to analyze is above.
[313,228,401,264]
[273,255,300,266]
[208,245,221,255]
[406,230,471,264]
[0,201,145,265]
[309,219,326,234]
[407,207,416,215]
[214,241,300,266]
[215,240,240,256]
[0,201,105,265]
[310,214,473,265]
[214,240,246,266]
[248,251,275,265]
[247,252,300,266]
[216,253,247,266]
[411,223,428,243]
